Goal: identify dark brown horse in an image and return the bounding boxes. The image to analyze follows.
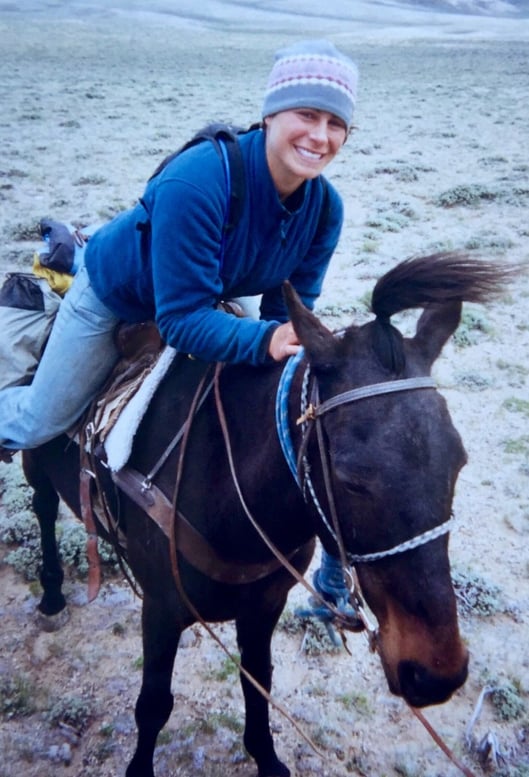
[22,253,510,777]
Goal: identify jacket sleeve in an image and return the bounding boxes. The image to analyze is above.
[259,181,343,322]
[149,153,278,365]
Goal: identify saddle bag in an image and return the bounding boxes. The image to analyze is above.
[0,272,61,390]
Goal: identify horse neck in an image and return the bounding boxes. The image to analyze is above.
[196,360,313,551]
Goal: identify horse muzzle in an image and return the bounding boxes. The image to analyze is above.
[394,653,469,708]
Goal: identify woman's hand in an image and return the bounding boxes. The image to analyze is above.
[268,322,301,361]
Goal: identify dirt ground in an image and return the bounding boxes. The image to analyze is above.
[0,3,528,776]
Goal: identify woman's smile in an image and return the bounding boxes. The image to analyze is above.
[265,108,346,199]
[295,145,324,161]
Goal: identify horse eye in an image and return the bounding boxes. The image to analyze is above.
[344,481,371,498]
[334,461,374,498]
[333,472,372,498]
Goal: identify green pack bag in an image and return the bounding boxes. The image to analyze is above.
[0,272,61,390]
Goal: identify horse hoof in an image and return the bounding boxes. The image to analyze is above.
[258,761,290,777]
[36,607,70,632]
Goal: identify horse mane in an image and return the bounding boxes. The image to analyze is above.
[366,251,520,374]
[369,318,406,374]
[370,251,515,319]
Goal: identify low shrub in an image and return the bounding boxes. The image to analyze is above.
[435,184,499,207]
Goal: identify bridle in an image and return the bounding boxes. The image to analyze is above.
[276,349,455,569]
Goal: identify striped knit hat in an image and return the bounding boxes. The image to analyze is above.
[262,39,358,129]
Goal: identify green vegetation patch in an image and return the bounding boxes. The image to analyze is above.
[210,657,238,682]
[503,397,529,418]
[0,464,121,581]
[9,222,40,241]
[452,570,504,617]
[337,692,372,716]
[279,608,341,655]
[453,307,492,348]
[435,183,499,208]
[501,436,529,456]
[464,233,514,253]
[47,693,96,733]
[496,360,529,388]
[490,680,527,722]
[0,673,37,719]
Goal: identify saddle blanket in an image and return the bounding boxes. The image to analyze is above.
[102,345,176,471]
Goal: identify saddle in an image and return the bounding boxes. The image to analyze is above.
[79,320,165,598]
[89,303,245,457]
[90,320,165,451]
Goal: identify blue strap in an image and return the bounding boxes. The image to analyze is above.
[275,348,305,486]
[218,140,231,273]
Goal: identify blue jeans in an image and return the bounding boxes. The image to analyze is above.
[0,265,120,449]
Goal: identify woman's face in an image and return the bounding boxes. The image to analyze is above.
[264,108,347,200]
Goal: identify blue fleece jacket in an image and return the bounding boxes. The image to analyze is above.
[84,129,343,365]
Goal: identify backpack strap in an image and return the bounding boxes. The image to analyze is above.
[218,132,245,232]
[146,123,241,182]
[139,125,328,259]
[137,123,248,246]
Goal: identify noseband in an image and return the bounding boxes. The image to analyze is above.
[276,350,454,565]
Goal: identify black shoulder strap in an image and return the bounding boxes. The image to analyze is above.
[212,127,245,232]
[140,122,249,234]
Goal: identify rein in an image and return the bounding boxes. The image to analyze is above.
[213,363,367,636]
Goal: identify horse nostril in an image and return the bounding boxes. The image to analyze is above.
[398,660,467,708]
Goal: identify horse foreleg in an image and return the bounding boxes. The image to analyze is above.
[236,587,291,777]
[126,594,180,777]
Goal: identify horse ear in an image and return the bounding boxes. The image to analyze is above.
[413,301,462,364]
[283,281,339,369]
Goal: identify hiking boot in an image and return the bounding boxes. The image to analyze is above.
[0,446,16,463]
[296,551,364,644]
[39,218,76,273]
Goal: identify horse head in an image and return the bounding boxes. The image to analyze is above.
[284,252,514,708]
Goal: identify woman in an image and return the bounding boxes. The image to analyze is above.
[0,39,359,622]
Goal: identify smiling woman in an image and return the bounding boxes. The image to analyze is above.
[0,37,358,454]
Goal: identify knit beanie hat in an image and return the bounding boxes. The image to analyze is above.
[262,39,358,129]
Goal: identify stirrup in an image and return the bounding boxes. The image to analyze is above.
[296,556,364,646]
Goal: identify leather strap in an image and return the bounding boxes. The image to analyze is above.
[79,466,101,602]
[313,376,437,417]
[113,467,302,585]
